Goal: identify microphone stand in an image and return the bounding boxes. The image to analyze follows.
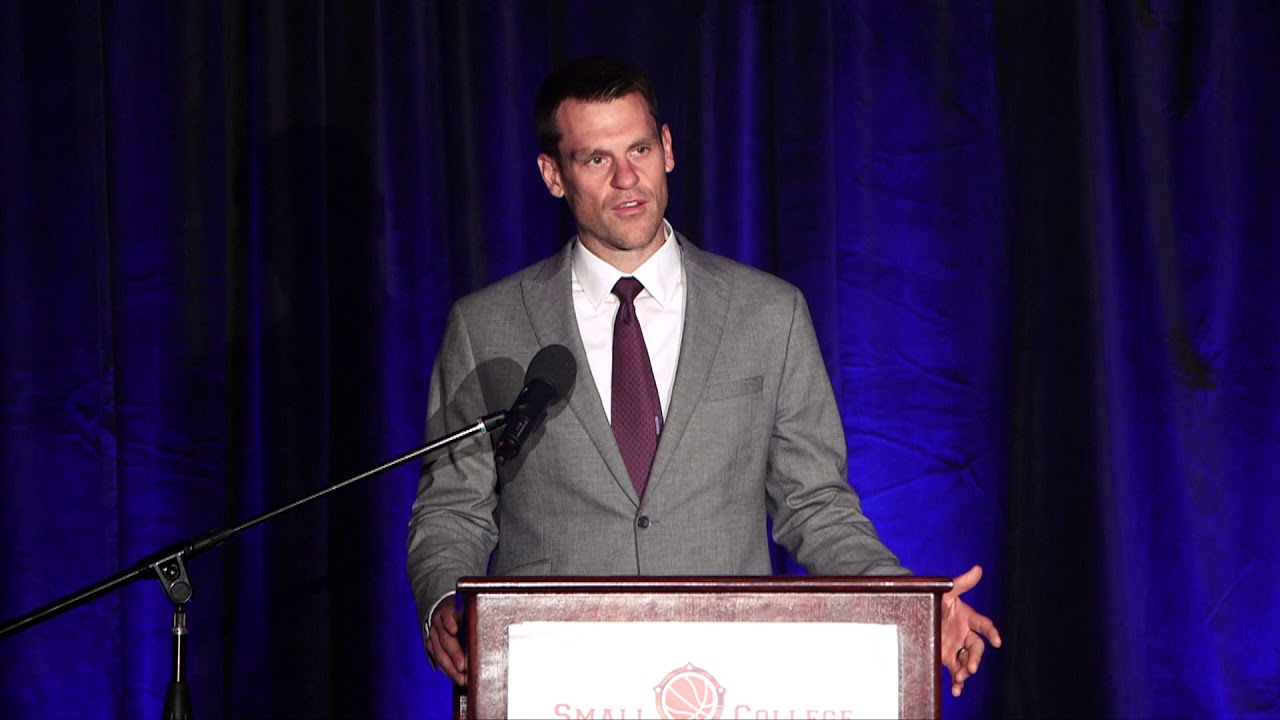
[0,411,507,719]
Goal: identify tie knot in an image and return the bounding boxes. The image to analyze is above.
[612,276,645,305]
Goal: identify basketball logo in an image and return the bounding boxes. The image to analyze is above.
[653,663,726,720]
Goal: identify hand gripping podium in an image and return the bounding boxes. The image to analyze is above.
[456,576,952,720]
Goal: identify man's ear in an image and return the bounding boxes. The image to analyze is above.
[661,124,675,173]
[537,154,565,198]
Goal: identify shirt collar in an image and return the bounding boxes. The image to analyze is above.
[572,219,681,311]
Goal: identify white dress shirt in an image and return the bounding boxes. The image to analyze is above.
[571,220,686,421]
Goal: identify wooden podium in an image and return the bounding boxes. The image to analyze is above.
[456,575,952,719]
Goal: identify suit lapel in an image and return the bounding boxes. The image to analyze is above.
[645,237,731,497]
[522,240,641,506]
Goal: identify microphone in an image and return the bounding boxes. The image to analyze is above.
[494,344,577,465]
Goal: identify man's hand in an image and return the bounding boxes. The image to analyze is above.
[940,565,1002,697]
[428,603,468,686]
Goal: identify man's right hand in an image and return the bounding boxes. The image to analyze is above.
[427,603,468,685]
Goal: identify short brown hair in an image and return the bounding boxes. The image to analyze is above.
[534,56,662,159]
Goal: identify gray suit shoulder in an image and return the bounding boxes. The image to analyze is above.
[446,235,807,318]
[447,245,570,317]
[680,237,806,304]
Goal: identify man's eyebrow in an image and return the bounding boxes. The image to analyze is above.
[567,135,661,162]
[568,147,612,162]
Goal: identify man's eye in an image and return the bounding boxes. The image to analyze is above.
[634,146,649,155]
[587,156,605,166]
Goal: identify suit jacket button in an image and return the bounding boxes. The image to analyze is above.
[636,515,651,528]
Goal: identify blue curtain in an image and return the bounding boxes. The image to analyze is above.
[2,1,1276,718]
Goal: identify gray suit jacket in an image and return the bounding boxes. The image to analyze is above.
[407,234,906,630]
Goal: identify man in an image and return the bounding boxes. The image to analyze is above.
[407,56,1000,698]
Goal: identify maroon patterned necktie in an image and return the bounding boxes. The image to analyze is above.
[611,277,663,498]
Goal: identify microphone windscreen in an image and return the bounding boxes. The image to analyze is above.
[523,344,577,401]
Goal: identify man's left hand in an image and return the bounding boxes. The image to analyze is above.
[940,565,1002,697]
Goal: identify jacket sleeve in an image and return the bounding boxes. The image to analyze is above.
[764,288,911,577]
[406,303,501,642]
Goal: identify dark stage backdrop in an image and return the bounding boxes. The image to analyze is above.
[2,1,1277,718]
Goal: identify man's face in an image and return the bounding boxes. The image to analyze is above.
[537,93,675,271]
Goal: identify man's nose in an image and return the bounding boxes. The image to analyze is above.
[612,158,639,189]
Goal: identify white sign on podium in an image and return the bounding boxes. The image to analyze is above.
[507,621,899,720]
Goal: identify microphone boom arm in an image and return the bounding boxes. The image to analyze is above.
[0,410,507,639]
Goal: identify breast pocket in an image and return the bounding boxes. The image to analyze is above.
[703,375,764,403]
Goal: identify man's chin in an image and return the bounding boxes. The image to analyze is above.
[611,220,665,250]
[613,236,662,254]
[580,217,665,253]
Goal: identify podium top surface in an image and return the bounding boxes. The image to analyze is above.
[457,575,953,595]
